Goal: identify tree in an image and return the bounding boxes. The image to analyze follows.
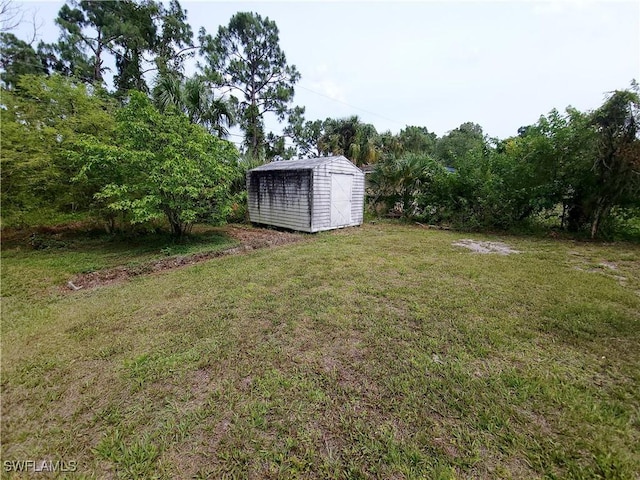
[0,32,48,88]
[319,116,381,166]
[369,153,447,217]
[0,1,53,87]
[1,0,24,32]
[398,126,437,155]
[53,0,194,93]
[112,0,194,93]
[264,132,296,160]
[587,86,640,237]
[55,0,124,83]
[199,11,300,160]
[111,0,159,92]
[435,122,486,167]
[379,130,404,158]
[282,106,323,158]
[152,0,194,76]
[152,73,234,137]
[509,108,596,231]
[0,74,116,222]
[75,92,238,236]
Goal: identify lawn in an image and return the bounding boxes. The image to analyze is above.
[1,223,639,479]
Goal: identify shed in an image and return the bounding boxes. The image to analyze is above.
[247,155,365,233]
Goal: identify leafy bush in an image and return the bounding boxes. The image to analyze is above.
[1,75,116,221]
[74,92,239,237]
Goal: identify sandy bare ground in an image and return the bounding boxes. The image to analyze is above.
[65,226,304,292]
[452,239,520,255]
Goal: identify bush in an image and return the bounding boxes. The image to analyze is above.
[74,92,239,237]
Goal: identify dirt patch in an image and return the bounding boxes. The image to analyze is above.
[65,226,304,292]
[452,239,520,255]
[599,261,618,270]
[569,256,633,286]
[225,225,302,248]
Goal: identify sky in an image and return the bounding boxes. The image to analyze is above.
[11,0,640,144]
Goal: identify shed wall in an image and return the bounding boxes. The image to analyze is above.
[311,159,365,232]
[247,170,313,232]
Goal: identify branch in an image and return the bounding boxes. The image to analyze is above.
[172,44,199,57]
[141,45,199,75]
[0,0,24,32]
[256,70,278,92]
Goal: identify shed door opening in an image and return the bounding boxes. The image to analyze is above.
[330,173,353,227]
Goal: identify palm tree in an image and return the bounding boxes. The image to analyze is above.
[152,74,235,137]
[369,153,439,216]
[319,116,381,166]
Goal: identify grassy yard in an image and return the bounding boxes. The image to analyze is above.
[1,223,639,479]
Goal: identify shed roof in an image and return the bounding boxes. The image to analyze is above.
[250,156,348,172]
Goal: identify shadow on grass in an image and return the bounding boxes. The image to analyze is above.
[2,224,234,257]
[0,224,238,297]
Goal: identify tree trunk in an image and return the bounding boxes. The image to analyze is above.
[166,209,184,238]
[590,201,611,239]
[170,220,183,238]
[566,201,585,232]
[94,28,103,82]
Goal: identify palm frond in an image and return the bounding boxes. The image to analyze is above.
[152,74,183,113]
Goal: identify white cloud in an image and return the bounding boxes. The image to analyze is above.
[309,79,348,103]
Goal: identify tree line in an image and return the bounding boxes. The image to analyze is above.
[368,94,640,239]
[1,0,638,238]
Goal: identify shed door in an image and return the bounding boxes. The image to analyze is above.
[330,173,353,227]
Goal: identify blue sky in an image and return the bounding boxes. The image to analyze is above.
[13,1,640,143]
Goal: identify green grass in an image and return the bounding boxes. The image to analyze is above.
[1,223,639,478]
[1,225,237,298]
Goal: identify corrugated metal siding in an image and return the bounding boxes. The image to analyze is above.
[311,158,365,232]
[247,169,313,232]
[350,166,365,226]
[250,156,343,171]
[247,156,364,233]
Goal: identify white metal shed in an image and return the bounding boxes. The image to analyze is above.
[247,156,365,233]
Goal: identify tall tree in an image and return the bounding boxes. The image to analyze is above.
[378,130,404,158]
[435,122,486,167]
[53,0,193,93]
[55,0,124,83]
[199,11,300,160]
[1,0,24,32]
[111,0,159,92]
[153,0,194,76]
[514,108,596,231]
[398,126,437,155]
[112,0,194,93]
[264,132,296,160]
